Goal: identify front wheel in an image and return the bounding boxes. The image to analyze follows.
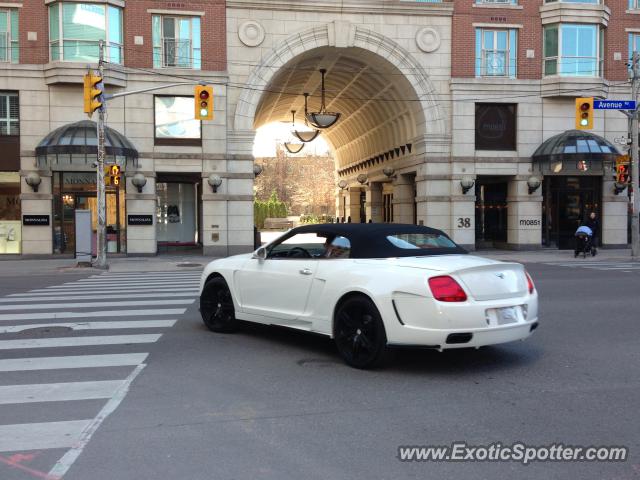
[334,296,390,369]
[200,277,237,333]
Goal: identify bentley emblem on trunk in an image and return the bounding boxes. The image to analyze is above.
[495,273,505,279]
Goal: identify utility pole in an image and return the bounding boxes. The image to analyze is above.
[95,39,107,269]
[631,52,640,259]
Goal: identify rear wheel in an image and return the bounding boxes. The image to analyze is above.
[334,295,389,369]
[200,277,237,333]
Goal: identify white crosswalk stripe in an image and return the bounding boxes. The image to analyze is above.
[0,269,202,477]
[544,261,640,271]
[0,320,177,333]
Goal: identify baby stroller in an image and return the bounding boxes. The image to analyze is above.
[574,225,596,258]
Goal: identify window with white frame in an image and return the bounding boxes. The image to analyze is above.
[630,33,640,61]
[629,0,640,9]
[152,15,201,69]
[475,29,517,77]
[0,92,19,136]
[0,9,18,63]
[543,24,602,76]
[49,3,123,63]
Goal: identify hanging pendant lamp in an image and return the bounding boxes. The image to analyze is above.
[293,93,321,143]
[306,69,341,129]
[283,110,305,154]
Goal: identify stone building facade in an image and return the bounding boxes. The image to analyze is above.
[1,0,637,258]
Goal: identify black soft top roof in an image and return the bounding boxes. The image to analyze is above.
[276,223,468,258]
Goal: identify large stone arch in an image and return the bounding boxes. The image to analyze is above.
[233,20,447,158]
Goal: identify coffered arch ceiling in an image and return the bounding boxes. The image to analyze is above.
[254,46,425,170]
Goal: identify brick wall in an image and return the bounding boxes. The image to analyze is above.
[16,0,227,71]
[452,0,634,82]
[19,2,49,64]
[125,0,227,71]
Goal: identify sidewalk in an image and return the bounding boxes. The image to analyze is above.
[0,254,212,277]
[0,247,636,277]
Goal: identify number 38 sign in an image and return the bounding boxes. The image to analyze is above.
[457,218,471,228]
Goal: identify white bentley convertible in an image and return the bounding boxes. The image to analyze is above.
[199,224,538,369]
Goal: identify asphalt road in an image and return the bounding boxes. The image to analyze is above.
[0,262,638,480]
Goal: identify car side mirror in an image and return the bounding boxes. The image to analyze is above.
[252,246,267,261]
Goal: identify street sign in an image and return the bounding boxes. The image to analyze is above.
[593,100,637,110]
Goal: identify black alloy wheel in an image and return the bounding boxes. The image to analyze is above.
[334,295,389,369]
[200,277,237,333]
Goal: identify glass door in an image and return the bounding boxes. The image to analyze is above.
[543,176,601,249]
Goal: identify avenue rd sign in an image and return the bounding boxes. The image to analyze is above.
[593,100,637,110]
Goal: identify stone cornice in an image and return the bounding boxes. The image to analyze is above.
[227,0,453,16]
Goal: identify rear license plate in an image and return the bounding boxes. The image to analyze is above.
[497,307,518,325]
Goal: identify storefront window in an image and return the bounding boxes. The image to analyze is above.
[156,182,197,245]
[0,172,21,254]
[475,103,517,151]
[154,96,201,146]
[52,171,126,255]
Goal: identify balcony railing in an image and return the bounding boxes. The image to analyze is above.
[162,38,193,69]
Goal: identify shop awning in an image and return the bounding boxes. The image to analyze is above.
[36,120,138,169]
[532,130,620,175]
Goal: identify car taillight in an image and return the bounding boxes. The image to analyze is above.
[428,275,467,302]
[525,271,535,294]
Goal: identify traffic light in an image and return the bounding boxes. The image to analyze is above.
[615,155,630,184]
[575,97,593,130]
[194,85,213,121]
[104,165,121,186]
[83,72,104,117]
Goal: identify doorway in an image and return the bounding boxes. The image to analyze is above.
[156,173,202,252]
[543,176,601,249]
[475,177,508,248]
[53,172,125,255]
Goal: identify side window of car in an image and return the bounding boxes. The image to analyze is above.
[322,236,351,259]
[266,233,326,259]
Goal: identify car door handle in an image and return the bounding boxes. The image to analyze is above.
[299,268,313,275]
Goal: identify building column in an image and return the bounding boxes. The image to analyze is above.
[602,177,628,247]
[393,174,415,224]
[125,172,156,255]
[20,169,53,255]
[346,188,361,223]
[367,182,383,223]
[506,177,543,250]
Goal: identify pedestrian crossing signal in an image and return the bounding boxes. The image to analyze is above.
[194,85,214,121]
[616,164,630,185]
[104,165,121,186]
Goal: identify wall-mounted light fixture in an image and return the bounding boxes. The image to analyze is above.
[527,175,541,195]
[132,173,147,193]
[25,172,42,192]
[460,176,475,195]
[208,173,223,193]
